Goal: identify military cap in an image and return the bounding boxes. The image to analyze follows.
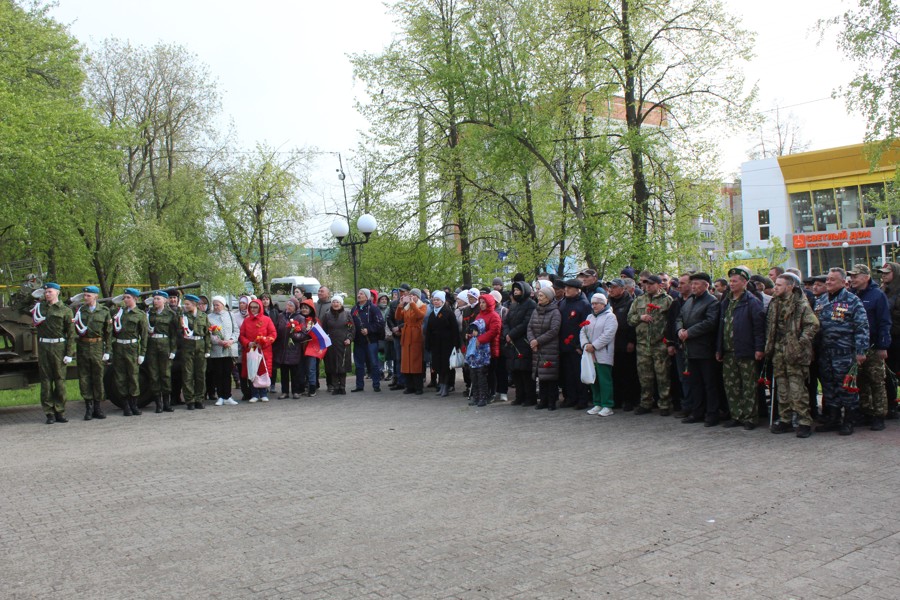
[689,272,711,284]
[562,278,583,289]
[847,264,870,275]
[399,283,412,291]
[578,268,598,278]
[153,290,170,298]
[645,274,663,284]
[82,285,100,294]
[727,267,751,281]
[183,294,200,303]
[749,274,775,289]
[608,278,626,288]
[878,264,893,274]
[123,287,141,297]
[803,274,827,284]
[44,282,61,290]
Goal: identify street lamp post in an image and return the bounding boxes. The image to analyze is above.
[331,214,377,294]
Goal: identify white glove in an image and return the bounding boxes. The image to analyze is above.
[62,356,73,365]
[204,353,210,358]
[101,353,109,362]
[168,352,176,360]
[137,356,145,365]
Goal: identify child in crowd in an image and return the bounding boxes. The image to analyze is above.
[466,319,491,407]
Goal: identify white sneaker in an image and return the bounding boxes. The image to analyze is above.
[587,406,602,415]
[249,398,258,403]
[224,398,238,405]
[599,407,614,417]
[214,398,224,406]
[261,396,269,402]
[500,393,508,402]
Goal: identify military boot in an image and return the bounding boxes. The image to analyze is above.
[92,400,106,419]
[45,414,55,424]
[84,401,93,421]
[839,409,855,436]
[195,401,205,410]
[815,406,840,432]
[163,394,174,412]
[130,397,142,416]
[155,394,163,413]
[122,398,133,416]
[54,411,68,423]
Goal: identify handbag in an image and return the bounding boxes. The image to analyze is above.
[580,348,596,384]
[449,346,465,369]
[252,353,271,388]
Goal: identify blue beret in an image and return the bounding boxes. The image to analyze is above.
[153,290,169,299]
[44,282,61,291]
[82,285,100,294]
[123,287,141,297]
[183,294,200,303]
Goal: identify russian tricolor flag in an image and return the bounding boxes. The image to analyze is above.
[304,322,332,359]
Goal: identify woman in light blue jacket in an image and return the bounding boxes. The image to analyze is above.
[580,293,618,417]
[209,296,239,405]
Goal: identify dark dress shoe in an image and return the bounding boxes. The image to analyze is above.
[721,419,742,428]
[351,388,364,393]
[659,409,671,417]
[633,406,651,415]
[681,416,702,424]
[742,422,757,430]
[703,419,719,427]
[796,425,812,438]
[187,403,194,410]
[195,402,205,409]
[770,421,794,434]
[870,416,885,431]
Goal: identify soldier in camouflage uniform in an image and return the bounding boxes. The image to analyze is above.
[626,274,674,415]
[72,285,113,420]
[814,268,870,436]
[767,274,820,438]
[112,288,149,416]
[848,264,892,431]
[180,294,211,410]
[716,267,766,429]
[146,290,179,413]
[32,283,75,424]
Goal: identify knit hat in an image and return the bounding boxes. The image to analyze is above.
[489,290,502,304]
[591,293,608,305]
[492,277,503,286]
[432,290,446,303]
[536,286,555,302]
[211,295,227,308]
[409,288,422,300]
[358,288,372,301]
[332,295,344,306]
[286,297,301,310]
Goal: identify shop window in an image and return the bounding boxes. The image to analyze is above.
[760,226,770,240]
[836,186,860,228]
[813,189,837,231]
[758,209,769,225]
[790,191,814,232]
[861,182,885,227]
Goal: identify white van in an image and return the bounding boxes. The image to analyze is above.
[270,276,322,307]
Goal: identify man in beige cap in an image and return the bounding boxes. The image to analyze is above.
[848,264,891,431]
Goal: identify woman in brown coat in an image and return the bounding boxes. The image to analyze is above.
[320,296,355,395]
[397,288,428,394]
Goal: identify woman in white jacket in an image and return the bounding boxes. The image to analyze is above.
[580,293,618,417]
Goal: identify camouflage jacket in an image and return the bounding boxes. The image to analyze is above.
[765,291,819,358]
[626,291,672,346]
[814,287,869,356]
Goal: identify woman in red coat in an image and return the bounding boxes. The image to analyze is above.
[239,298,276,402]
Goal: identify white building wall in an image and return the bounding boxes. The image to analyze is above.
[740,157,795,267]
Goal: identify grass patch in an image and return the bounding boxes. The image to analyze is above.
[0,380,82,408]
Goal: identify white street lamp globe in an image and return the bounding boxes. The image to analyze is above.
[330,219,350,238]
[357,213,377,234]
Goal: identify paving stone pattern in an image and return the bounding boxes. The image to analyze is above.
[2,392,898,599]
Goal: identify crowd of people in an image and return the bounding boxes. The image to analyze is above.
[27,262,900,437]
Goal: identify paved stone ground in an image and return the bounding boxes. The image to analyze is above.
[2,389,898,600]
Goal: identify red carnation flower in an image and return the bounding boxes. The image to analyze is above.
[542,361,553,368]
[579,320,591,328]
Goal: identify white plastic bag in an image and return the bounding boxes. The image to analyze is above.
[580,349,596,384]
[449,346,465,369]
[245,348,262,381]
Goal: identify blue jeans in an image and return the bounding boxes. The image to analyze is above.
[354,340,381,390]
[301,356,318,391]
[393,337,405,386]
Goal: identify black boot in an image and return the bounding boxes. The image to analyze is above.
[93,400,106,419]
[195,401,205,409]
[54,411,68,423]
[163,394,174,412]
[130,397,141,416]
[870,415,886,431]
[426,371,437,388]
[84,401,93,421]
[45,414,55,424]
[815,406,840,432]
[155,394,163,413]
[839,409,855,436]
[122,399,133,417]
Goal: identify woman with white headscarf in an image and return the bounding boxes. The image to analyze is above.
[321,295,355,395]
[424,290,459,397]
[581,293,618,417]
[209,296,239,405]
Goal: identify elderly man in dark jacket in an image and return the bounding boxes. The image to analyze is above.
[351,288,385,393]
[676,272,722,426]
[558,279,592,409]
[607,279,638,410]
[849,264,892,431]
[716,267,766,429]
[878,262,900,419]
[503,281,537,405]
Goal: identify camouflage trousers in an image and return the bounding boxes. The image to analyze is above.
[818,351,858,411]
[637,344,671,410]
[858,349,887,417]
[146,339,172,395]
[721,352,757,424]
[773,352,811,426]
[181,341,207,404]
[38,341,67,415]
[76,339,104,402]
[113,342,141,398]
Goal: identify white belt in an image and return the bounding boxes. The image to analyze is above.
[39,337,65,343]
[185,335,204,341]
[151,333,169,338]
[116,338,139,344]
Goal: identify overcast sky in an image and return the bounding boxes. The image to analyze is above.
[51,0,867,242]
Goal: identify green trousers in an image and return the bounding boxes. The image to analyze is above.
[76,339,104,402]
[590,363,614,408]
[38,342,67,415]
[146,339,172,395]
[113,343,140,398]
[181,342,207,404]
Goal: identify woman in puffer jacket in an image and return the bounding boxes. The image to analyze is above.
[527,285,561,410]
[580,293,619,417]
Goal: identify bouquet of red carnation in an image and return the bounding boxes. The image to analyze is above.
[646,303,660,313]
[563,334,575,345]
[756,361,771,387]
[542,361,553,368]
[578,320,591,328]
[287,318,303,333]
[841,363,859,393]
